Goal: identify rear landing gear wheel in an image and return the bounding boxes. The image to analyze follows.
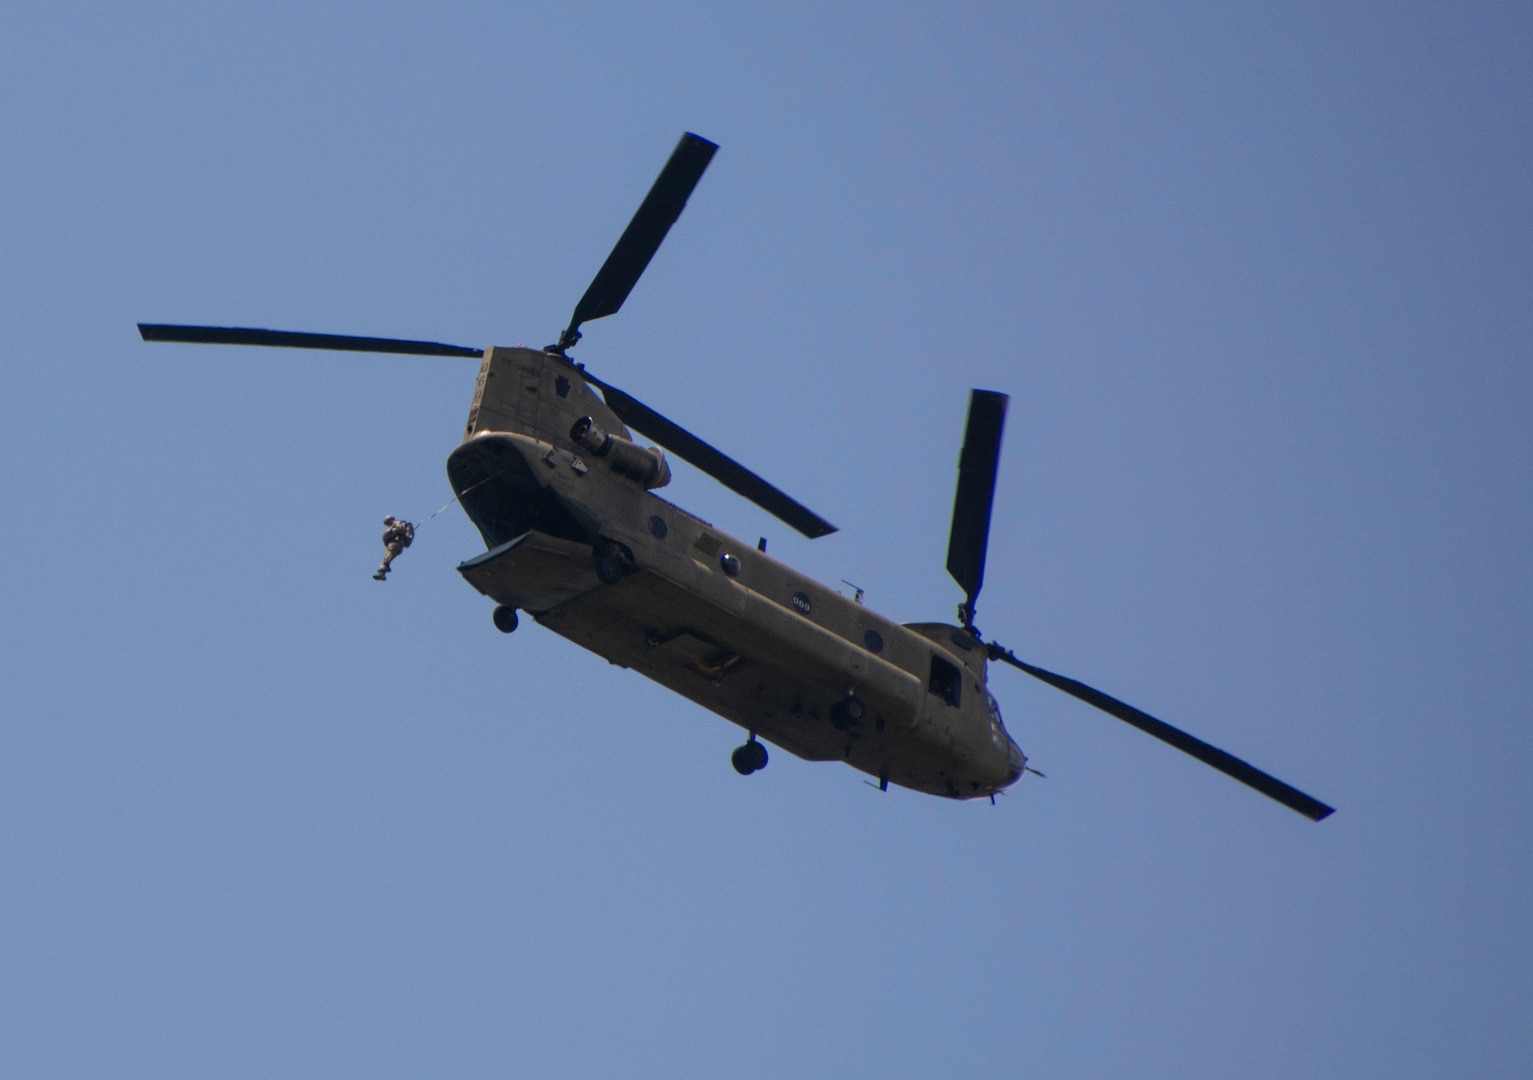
[492,605,519,634]
[594,541,636,585]
[731,738,769,775]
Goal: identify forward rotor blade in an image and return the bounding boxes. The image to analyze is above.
[988,645,1334,821]
[138,324,482,358]
[584,372,836,539]
[946,390,1009,624]
[560,133,718,347]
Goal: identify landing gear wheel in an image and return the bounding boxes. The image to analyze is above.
[492,605,519,634]
[594,541,636,585]
[731,738,769,776]
[830,695,867,730]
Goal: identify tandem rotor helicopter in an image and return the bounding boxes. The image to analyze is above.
[140,133,1333,819]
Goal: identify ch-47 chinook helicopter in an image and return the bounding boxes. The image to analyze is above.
[140,133,1333,820]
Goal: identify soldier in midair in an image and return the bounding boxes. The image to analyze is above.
[374,516,414,581]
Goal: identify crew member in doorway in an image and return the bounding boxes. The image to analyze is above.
[374,516,414,581]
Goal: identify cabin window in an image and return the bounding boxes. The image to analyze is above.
[929,655,962,707]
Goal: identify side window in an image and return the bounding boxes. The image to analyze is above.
[928,655,962,708]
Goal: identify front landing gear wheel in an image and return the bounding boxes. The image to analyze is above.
[492,605,519,634]
[731,738,769,775]
[830,694,866,730]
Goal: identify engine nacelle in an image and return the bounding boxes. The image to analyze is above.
[570,417,672,489]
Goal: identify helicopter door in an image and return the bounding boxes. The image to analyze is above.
[928,654,962,708]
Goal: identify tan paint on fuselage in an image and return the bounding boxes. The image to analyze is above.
[454,347,1024,798]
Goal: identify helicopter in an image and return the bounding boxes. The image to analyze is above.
[139,133,1333,820]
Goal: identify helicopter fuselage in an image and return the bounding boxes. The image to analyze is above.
[137,132,1333,819]
[448,346,1025,799]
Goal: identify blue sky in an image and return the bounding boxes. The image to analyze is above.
[2,3,1529,1076]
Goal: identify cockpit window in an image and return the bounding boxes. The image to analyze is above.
[985,691,1004,728]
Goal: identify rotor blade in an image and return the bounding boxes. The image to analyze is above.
[946,390,1009,623]
[584,372,837,539]
[561,133,718,345]
[989,645,1334,821]
[138,324,482,358]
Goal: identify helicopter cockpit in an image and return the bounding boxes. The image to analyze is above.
[984,690,1006,730]
[985,689,1028,786]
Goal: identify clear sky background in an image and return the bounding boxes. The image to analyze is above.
[2,2,1529,1076]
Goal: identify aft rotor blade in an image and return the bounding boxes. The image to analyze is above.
[946,390,1009,624]
[560,133,718,347]
[138,324,482,358]
[584,372,837,539]
[989,645,1334,821]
